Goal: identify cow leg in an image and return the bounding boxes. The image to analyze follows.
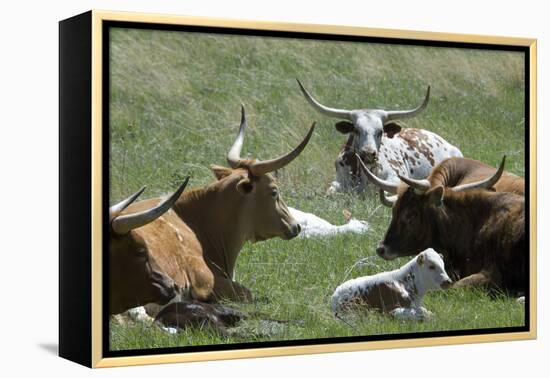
[390,307,432,321]
[127,306,155,323]
[143,303,165,318]
[111,314,127,325]
[160,326,178,334]
[213,276,253,302]
[453,271,492,288]
[417,306,434,320]
[390,307,411,320]
[330,152,355,193]
[326,181,342,195]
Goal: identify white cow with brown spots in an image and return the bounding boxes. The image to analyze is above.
[331,249,452,320]
[297,80,463,194]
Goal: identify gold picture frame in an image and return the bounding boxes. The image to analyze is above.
[59,10,537,368]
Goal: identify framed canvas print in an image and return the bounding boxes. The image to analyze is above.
[59,10,537,368]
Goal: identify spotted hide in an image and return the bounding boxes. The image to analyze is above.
[297,80,462,193]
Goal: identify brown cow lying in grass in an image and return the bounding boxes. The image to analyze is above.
[360,156,526,296]
[109,180,189,315]
[111,106,316,335]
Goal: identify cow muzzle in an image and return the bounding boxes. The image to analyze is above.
[151,271,178,304]
[376,244,397,260]
[440,278,453,290]
[287,222,301,239]
[359,149,377,164]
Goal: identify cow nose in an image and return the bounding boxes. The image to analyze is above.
[290,223,301,237]
[441,279,453,289]
[376,244,386,257]
[360,149,377,162]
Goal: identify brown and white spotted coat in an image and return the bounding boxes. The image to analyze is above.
[330,127,462,194]
[331,249,452,320]
[296,79,462,194]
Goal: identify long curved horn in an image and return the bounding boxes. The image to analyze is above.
[111,177,190,235]
[379,189,397,207]
[296,79,352,120]
[452,156,506,192]
[249,123,316,176]
[398,174,431,195]
[109,186,146,221]
[356,154,399,194]
[385,86,430,122]
[227,105,247,168]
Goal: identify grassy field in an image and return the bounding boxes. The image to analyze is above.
[108,27,526,351]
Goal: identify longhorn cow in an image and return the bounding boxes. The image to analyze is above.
[109,179,189,315]
[297,80,462,194]
[362,155,525,207]
[111,106,315,316]
[360,156,526,294]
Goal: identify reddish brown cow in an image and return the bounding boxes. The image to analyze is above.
[367,156,525,207]
[428,157,524,196]
[360,156,526,294]
[109,180,188,314]
[114,106,315,316]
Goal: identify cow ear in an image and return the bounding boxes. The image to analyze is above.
[335,121,355,134]
[417,253,425,265]
[236,178,254,195]
[210,165,233,180]
[383,122,402,138]
[428,185,444,207]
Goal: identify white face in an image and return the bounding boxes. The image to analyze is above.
[351,111,386,164]
[417,249,452,291]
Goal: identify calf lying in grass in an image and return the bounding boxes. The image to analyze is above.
[331,249,452,320]
[288,207,369,238]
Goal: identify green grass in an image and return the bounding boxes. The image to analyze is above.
[108,27,526,351]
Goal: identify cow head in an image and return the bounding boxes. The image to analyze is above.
[108,179,188,314]
[297,79,430,164]
[416,249,453,290]
[356,156,505,260]
[210,106,315,242]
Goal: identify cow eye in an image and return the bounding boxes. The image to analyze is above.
[271,189,279,198]
[135,248,147,258]
[429,265,436,270]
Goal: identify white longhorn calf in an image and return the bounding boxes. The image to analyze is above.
[331,249,452,320]
[288,207,369,238]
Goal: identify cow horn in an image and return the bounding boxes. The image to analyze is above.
[385,86,430,122]
[111,177,189,235]
[379,189,397,207]
[356,154,399,194]
[227,105,248,169]
[398,174,431,194]
[249,122,316,176]
[109,186,146,221]
[451,156,506,192]
[297,79,352,120]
